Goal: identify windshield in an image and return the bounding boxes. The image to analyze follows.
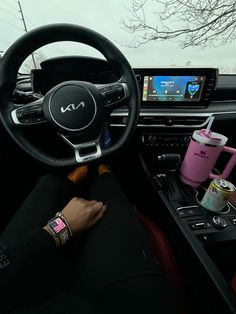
[0,0,235,73]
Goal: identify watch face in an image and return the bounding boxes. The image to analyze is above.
[49,217,67,234]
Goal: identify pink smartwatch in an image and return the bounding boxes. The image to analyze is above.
[47,212,72,245]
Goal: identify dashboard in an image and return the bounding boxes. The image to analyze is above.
[7,55,235,168]
[32,57,218,109]
[27,56,236,149]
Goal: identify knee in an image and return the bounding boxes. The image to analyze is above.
[37,174,64,189]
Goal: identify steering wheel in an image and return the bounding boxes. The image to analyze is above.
[0,24,140,167]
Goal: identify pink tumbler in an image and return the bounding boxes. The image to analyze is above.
[180,129,236,187]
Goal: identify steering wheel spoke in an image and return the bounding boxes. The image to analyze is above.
[96,82,129,112]
[60,134,102,163]
[11,98,47,126]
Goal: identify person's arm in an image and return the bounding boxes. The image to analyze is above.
[0,197,107,312]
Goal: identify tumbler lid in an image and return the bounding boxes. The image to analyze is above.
[193,129,228,146]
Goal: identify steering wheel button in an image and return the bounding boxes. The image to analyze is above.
[22,119,30,123]
[105,99,112,105]
[22,111,30,116]
[16,107,24,113]
[101,86,110,92]
[100,92,107,99]
[28,105,34,110]
[36,117,45,122]
[16,112,23,118]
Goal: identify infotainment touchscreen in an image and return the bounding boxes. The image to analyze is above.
[142,75,206,102]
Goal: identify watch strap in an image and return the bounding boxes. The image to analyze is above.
[55,212,72,237]
[47,212,72,245]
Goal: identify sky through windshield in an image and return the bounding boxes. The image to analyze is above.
[0,0,235,73]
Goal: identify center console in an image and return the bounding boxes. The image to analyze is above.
[169,178,236,244]
[139,152,236,313]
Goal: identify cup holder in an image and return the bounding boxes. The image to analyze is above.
[195,191,231,215]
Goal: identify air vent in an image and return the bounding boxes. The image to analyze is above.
[166,116,208,126]
[139,116,209,127]
[110,113,210,128]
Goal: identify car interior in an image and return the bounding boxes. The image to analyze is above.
[1,23,236,314]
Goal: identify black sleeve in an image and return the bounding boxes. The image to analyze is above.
[0,229,57,312]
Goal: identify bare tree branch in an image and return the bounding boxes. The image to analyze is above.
[121,0,236,48]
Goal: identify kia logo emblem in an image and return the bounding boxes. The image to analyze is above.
[61,102,85,113]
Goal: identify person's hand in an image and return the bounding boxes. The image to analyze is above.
[61,197,107,235]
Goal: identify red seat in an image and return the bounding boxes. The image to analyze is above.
[137,210,187,314]
[231,273,236,295]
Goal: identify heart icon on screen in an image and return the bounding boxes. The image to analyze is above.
[188,83,200,96]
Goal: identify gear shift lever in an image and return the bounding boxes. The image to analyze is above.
[157,153,181,171]
[152,153,181,189]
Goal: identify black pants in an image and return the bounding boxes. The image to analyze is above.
[2,173,178,313]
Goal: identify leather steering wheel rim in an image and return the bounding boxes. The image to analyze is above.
[0,23,140,167]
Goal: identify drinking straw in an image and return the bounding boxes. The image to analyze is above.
[199,116,215,138]
[206,116,214,131]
